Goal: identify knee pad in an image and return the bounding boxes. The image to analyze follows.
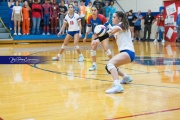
[91,50,96,56]
[75,45,79,49]
[105,63,116,74]
[105,49,112,56]
[61,44,66,49]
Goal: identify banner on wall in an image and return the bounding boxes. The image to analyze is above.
[163,0,180,42]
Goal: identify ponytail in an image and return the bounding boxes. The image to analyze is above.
[115,11,129,31]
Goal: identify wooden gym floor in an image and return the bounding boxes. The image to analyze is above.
[0,41,180,120]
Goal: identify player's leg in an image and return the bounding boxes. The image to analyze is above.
[101,38,112,59]
[52,34,72,61]
[105,52,133,94]
[74,31,84,62]
[89,34,98,71]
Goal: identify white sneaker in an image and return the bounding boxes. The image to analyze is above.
[18,33,22,35]
[120,75,133,84]
[52,56,60,61]
[89,64,97,71]
[105,84,124,94]
[78,56,84,62]
[153,39,157,42]
[47,32,50,35]
[162,39,165,43]
[13,33,17,36]
[42,33,45,35]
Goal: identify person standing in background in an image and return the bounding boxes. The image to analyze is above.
[104,1,110,21]
[59,0,67,34]
[154,9,166,43]
[22,1,31,35]
[134,10,143,40]
[74,1,80,15]
[18,0,23,7]
[127,10,137,41]
[176,13,180,42]
[12,1,23,35]
[42,0,52,35]
[109,0,116,25]
[8,0,14,30]
[51,0,59,34]
[143,9,155,41]
[31,0,42,34]
[79,0,86,34]
[85,1,92,22]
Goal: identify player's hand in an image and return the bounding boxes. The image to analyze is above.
[114,33,118,40]
[57,32,61,37]
[91,39,100,46]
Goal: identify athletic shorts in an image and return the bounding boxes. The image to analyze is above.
[67,31,79,37]
[134,26,141,31]
[120,50,135,62]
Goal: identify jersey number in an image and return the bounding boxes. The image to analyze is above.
[70,21,74,25]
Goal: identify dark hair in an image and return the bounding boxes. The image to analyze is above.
[91,5,97,9]
[129,9,133,13]
[115,11,129,31]
[68,4,74,8]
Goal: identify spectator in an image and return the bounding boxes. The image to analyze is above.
[109,0,116,25]
[31,0,42,34]
[28,0,33,29]
[18,0,23,7]
[143,9,155,41]
[93,0,104,8]
[22,1,31,35]
[12,1,22,35]
[79,0,86,34]
[51,0,59,34]
[176,13,180,42]
[134,10,143,40]
[104,1,110,21]
[127,10,137,41]
[8,0,14,30]
[74,1,80,14]
[85,1,92,22]
[154,9,166,43]
[42,0,52,35]
[59,0,67,34]
[97,4,104,15]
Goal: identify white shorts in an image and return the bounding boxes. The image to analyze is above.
[156,26,165,32]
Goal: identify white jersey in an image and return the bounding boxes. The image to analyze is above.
[114,22,135,52]
[64,13,81,31]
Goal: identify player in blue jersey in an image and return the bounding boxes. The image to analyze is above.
[83,5,112,71]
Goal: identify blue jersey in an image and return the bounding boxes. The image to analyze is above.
[87,14,108,33]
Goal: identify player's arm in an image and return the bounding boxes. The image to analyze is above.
[78,19,82,34]
[57,21,67,36]
[101,14,112,30]
[93,26,121,43]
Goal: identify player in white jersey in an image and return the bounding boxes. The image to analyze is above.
[92,11,135,94]
[52,4,84,62]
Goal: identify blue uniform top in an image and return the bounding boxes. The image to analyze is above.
[87,14,109,33]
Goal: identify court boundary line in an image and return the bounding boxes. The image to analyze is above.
[106,107,180,120]
[27,50,180,90]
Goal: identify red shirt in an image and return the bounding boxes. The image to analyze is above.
[32,3,42,18]
[156,14,165,26]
